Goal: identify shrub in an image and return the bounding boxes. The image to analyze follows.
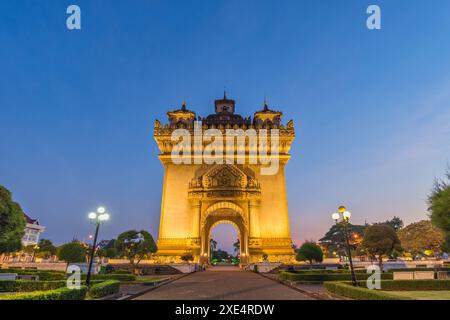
[0,269,66,280]
[279,271,393,282]
[369,279,450,291]
[81,273,136,282]
[87,280,120,299]
[0,280,66,292]
[324,282,410,300]
[388,267,450,273]
[0,286,87,300]
[282,269,368,274]
[57,242,87,264]
[296,242,323,264]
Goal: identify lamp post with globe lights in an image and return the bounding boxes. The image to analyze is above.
[332,206,357,286]
[86,206,110,286]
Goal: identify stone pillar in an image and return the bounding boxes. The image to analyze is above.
[191,201,202,238]
[248,200,260,238]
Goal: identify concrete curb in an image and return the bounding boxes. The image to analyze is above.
[119,272,194,300]
[256,272,330,300]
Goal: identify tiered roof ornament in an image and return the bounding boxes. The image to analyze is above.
[253,97,282,127]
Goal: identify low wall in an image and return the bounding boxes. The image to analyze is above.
[1,262,68,272]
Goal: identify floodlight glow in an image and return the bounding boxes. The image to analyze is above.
[88,212,97,220]
[332,213,340,221]
[97,207,106,214]
[343,211,352,220]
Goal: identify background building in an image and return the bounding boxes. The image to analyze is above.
[21,214,45,247]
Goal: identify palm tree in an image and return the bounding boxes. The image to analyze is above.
[233,239,240,254]
[210,238,217,252]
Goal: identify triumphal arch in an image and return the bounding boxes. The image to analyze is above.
[153,94,295,264]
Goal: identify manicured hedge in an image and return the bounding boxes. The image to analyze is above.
[279,271,393,282]
[281,269,368,274]
[370,279,450,291]
[1,269,135,282]
[82,273,136,282]
[0,268,66,274]
[0,286,88,300]
[324,282,410,300]
[87,280,121,299]
[388,268,450,273]
[0,269,66,281]
[0,280,67,292]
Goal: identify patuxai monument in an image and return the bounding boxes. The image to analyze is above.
[153,94,296,265]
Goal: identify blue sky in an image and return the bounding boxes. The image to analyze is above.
[1,0,449,252]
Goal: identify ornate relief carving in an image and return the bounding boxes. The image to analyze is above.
[188,164,261,200]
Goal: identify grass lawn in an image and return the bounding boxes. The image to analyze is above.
[386,291,450,300]
[0,292,18,296]
[134,276,169,284]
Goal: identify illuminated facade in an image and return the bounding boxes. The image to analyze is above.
[153,94,295,264]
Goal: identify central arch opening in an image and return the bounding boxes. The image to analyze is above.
[200,202,249,266]
[209,222,240,265]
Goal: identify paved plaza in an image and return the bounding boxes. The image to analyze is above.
[133,267,315,300]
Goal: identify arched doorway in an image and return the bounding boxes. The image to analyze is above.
[209,221,240,265]
[199,203,249,265]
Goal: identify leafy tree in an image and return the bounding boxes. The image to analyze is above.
[115,230,157,265]
[22,244,37,255]
[0,186,26,253]
[36,238,57,258]
[398,220,443,255]
[378,216,404,231]
[428,168,450,249]
[362,225,402,270]
[96,248,107,258]
[180,252,194,263]
[296,242,323,266]
[212,249,230,262]
[57,241,86,265]
[319,223,366,258]
[105,247,117,258]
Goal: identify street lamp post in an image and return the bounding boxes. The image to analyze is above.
[86,206,110,287]
[332,206,357,286]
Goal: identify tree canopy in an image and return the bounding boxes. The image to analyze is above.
[319,223,366,257]
[376,216,404,231]
[429,168,450,249]
[0,186,26,254]
[57,241,87,264]
[296,242,323,265]
[36,238,57,258]
[362,224,402,269]
[115,230,157,265]
[398,220,443,255]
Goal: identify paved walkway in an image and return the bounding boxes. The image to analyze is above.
[133,268,315,300]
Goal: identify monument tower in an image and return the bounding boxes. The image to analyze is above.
[153,94,296,264]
